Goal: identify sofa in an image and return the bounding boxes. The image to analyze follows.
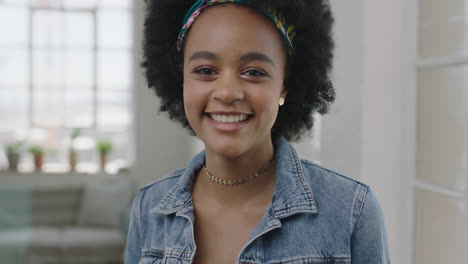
[0,173,134,264]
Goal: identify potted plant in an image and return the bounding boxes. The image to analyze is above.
[28,145,45,172]
[69,128,81,172]
[5,141,23,172]
[96,140,113,172]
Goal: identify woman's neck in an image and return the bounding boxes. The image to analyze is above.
[193,140,276,207]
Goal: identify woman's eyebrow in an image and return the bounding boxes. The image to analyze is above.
[240,52,275,68]
[188,51,218,63]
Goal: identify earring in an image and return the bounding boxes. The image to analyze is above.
[279,97,285,106]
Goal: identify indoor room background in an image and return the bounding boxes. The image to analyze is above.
[0,0,467,263]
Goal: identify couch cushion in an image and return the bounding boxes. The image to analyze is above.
[0,186,32,230]
[62,227,124,263]
[31,187,82,227]
[0,227,64,264]
[1,227,124,264]
[77,179,132,229]
[0,228,32,264]
[29,227,62,255]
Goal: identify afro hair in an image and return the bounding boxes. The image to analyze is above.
[142,0,335,142]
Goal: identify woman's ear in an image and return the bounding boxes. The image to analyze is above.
[280,85,288,99]
[178,61,184,72]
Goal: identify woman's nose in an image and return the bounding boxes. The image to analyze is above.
[212,72,245,104]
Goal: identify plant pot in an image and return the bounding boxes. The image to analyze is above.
[34,154,44,172]
[99,153,108,172]
[69,149,77,172]
[7,153,20,172]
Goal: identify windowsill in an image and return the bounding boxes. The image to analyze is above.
[0,170,132,188]
[0,170,128,176]
[0,162,131,176]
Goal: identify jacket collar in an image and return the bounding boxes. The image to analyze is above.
[150,137,318,218]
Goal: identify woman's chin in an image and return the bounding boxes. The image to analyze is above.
[205,142,247,159]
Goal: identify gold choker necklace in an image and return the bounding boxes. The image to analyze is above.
[203,157,274,186]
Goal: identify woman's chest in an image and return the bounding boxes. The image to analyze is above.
[140,213,352,264]
[192,207,263,264]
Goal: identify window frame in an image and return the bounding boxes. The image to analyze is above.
[0,0,134,174]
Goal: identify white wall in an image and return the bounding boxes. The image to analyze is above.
[360,0,416,263]
[130,0,193,188]
[321,0,365,179]
[323,1,416,263]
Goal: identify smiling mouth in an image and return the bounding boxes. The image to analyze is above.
[207,113,252,123]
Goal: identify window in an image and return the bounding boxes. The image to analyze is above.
[414,0,468,263]
[0,0,133,173]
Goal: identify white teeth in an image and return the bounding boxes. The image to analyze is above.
[210,114,249,123]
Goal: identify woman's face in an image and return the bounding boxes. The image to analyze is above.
[183,5,287,159]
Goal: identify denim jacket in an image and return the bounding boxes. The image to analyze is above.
[125,137,390,264]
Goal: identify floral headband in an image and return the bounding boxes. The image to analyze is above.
[176,0,296,55]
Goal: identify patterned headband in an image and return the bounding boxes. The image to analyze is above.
[176,0,296,55]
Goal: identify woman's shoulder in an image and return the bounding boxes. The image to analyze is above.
[141,168,186,192]
[299,159,383,229]
[134,169,187,210]
[300,159,368,190]
[299,159,379,211]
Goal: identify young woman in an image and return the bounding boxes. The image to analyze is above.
[125,0,390,263]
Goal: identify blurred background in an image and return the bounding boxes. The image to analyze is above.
[0,0,466,263]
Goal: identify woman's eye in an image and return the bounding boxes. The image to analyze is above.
[243,69,267,77]
[194,67,217,75]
